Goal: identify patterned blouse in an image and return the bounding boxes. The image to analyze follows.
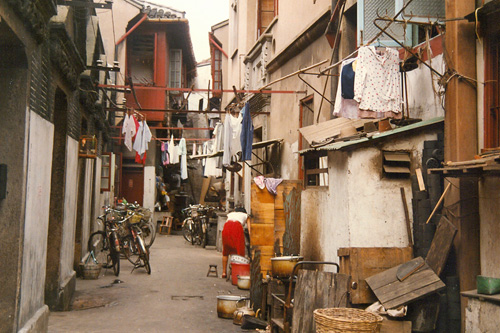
[354,46,401,113]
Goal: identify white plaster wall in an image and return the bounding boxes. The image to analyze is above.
[92,156,102,231]
[405,54,445,120]
[59,138,79,284]
[80,159,94,259]
[19,111,54,326]
[479,177,500,277]
[143,166,156,212]
[346,148,411,247]
[465,298,500,333]
[271,0,330,56]
[310,130,439,263]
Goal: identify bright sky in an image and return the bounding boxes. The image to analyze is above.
[153,0,229,62]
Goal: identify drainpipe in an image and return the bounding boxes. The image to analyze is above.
[116,13,148,46]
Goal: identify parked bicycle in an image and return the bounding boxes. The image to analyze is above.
[88,208,124,276]
[181,204,215,248]
[118,210,152,275]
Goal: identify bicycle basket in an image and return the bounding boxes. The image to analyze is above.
[130,214,142,224]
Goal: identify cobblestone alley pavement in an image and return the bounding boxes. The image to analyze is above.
[48,232,250,333]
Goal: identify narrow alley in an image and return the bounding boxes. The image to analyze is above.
[48,233,245,333]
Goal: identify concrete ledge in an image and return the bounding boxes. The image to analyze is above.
[58,271,76,311]
[18,305,49,333]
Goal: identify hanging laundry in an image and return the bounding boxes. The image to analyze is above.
[203,139,222,178]
[253,176,265,190]
[122,114,137,151]
[333,58,359,119]
[161,141,169,166]
[354,46,402,118]
[133,120,152,157]
[240,103,253,161]
[264,177,283,195]
[213,122,224,169]
[179,137,188,180]
[169,135,180,164]
[131,115,146,164]
[223,112,242,166]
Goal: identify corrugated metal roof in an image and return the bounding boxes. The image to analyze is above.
[299,117,444,154]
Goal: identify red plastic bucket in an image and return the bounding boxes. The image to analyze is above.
[231,263,250,285]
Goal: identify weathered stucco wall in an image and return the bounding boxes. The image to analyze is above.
[0,67,29,332]
[59,138,79,284]
[143,166,156,211]
[465,298,500,333]
[303,130,439,264]
[271,0,330,55]
[80,158,94,259]
[18,111,54,328]
[269,35,332,179]
[478,177,500,277]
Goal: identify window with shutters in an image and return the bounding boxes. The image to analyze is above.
[212,48,223,96]
[169,49,182,88]
[357,0,444,47]
[128,34,155,85]
[258,0,278,37]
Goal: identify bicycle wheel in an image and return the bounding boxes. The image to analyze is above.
[140,219,156,248]
[137,235,151,275]
[108,232,121,276]
[110,248,120,276]
[122,234,140,265]
[182,218,193,243]
[88,231,110,268]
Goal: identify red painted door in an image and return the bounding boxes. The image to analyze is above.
[121,168,144,205]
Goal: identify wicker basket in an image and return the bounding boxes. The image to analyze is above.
[313,308,383,333]
[80,263,102,279]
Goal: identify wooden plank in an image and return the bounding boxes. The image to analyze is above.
[275,181,302,210]
[383,280,445,309]
[366,262,445,309]
[380,318,412,333]
[250,224,275,246]
[425,215,457,276]
[416,168,426,191]
[329,273,351,308]
[292,270,317,333]
[338,247,413,304]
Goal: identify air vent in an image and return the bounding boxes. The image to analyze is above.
[383,151,411,177]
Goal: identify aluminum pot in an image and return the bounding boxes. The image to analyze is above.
[216,295,248,319]
[233,306,255,325]
[270,256,304,278]
[237,275,251,290]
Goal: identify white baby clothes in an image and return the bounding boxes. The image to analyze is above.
[132,120,152,157]
[122,114,137,151]
[222,113,242,166]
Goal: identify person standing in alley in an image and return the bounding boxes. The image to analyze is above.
[221,207,250,278]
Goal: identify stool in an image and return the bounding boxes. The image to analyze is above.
[207,264,218,277]
[159,216,173,235]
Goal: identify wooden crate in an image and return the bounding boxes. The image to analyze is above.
[338,247,413,304]
[250,181,302,275]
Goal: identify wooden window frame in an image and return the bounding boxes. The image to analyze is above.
[257,0,278,37]
[169,49,182,88]
[303,151,328,188]
[299,95,314,180]
[484,34,500,149]
[100,152,112,192]
[211,48,223,96]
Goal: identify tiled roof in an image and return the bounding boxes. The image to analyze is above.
[138,0,185,19]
